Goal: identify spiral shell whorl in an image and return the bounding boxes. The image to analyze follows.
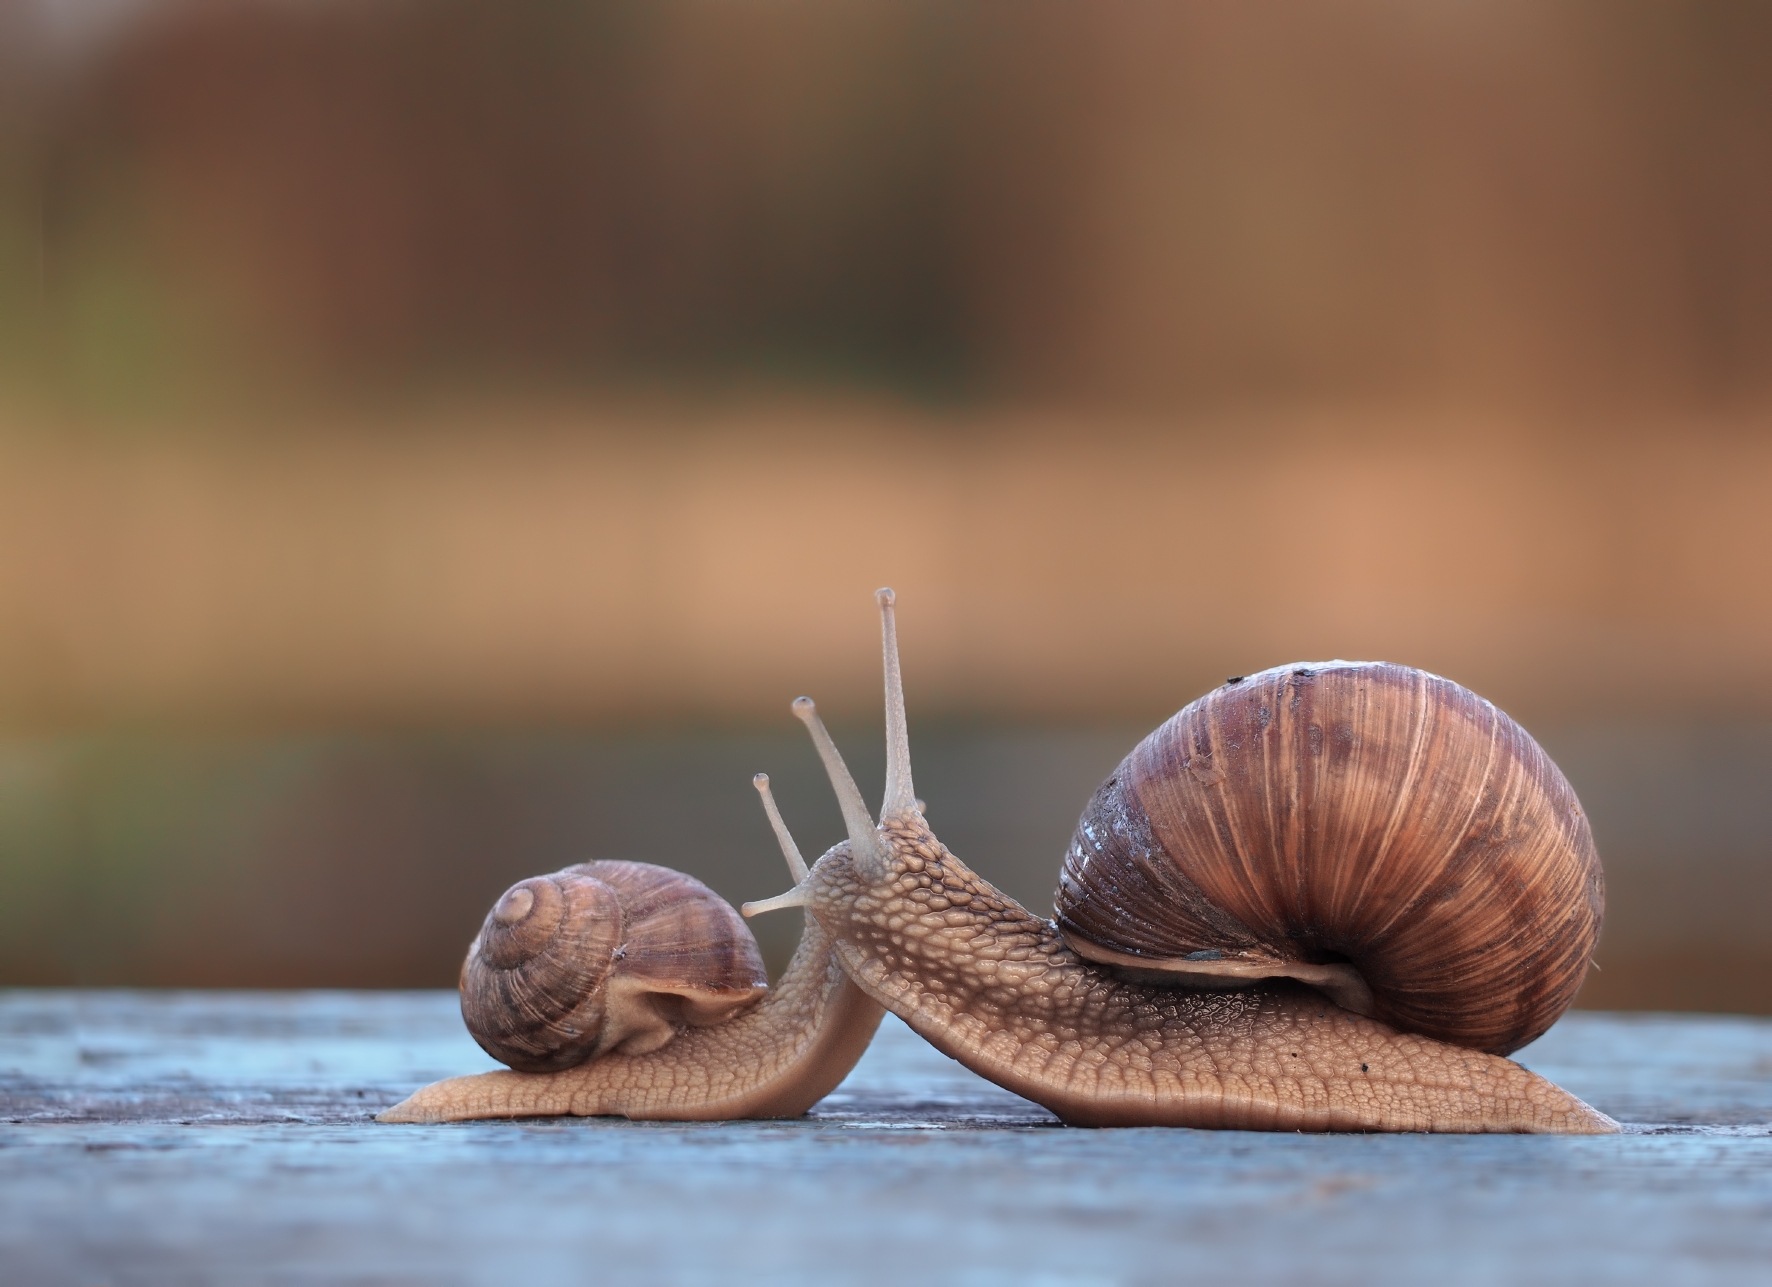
[461,870,623,1072]
[461,861,769,1073]
[1056,661,1604,1055]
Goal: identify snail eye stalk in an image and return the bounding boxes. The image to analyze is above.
[877,587,917,821]
[751,773,809,883]
[742,773,813,919]
[791,696,888,883]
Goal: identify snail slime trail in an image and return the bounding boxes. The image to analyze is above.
[384,590,1615,1134]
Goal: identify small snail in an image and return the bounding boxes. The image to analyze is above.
[380,815,887,1120]
[384,591,1615,1133]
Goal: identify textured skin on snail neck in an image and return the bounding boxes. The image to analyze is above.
[815,815,1618,1134]
[376,917,882,1123]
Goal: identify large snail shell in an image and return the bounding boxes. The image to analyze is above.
[1055,661,1603,1056]
[460,860,768,1072]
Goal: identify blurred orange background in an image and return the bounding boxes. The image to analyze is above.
[0,0,1768,1013]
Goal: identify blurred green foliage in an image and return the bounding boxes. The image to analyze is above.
[0,736,304,980]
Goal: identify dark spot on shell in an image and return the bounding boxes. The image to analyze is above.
[1185,949,1225,961]
[1226,676,1244,684]
[1361,1064,1369,1072]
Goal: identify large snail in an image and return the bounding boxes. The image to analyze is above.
[382,591,1614,1133]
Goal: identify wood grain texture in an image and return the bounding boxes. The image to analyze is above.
[1059,662,1603,1054]
[3,992,1768,1286]
[818,816,1616,1133]
[4,989,1766,1126]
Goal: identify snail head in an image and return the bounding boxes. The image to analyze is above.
[742,587,929,920]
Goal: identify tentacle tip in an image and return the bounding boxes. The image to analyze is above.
[752,772,769,789]
[876,587,896,607]
[792,695,816,714]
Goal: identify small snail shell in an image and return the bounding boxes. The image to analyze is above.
[1055,661,1604,1055]
[460,860,768,1072]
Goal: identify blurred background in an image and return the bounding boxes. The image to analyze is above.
[0,0,1768,1013]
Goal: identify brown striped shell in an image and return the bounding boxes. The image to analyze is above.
[1055,661,1604,1055]
[460,860,768,1072]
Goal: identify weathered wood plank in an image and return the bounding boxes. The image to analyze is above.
[2,991,1769,1285]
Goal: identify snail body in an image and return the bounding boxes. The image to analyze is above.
[382,910,882,1122]
[810,814,1610,1131]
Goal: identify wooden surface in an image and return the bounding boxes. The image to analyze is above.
[3,991,1770,1285]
